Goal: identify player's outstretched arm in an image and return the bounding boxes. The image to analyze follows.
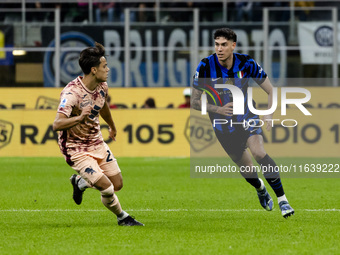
[191,87,203,111]
[100,101,117,141]
[53,106,91,131]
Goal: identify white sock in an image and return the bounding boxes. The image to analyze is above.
[256,178,265,191]
[278,194,288,204]
[117,210,129,221]
[76,176,91,191]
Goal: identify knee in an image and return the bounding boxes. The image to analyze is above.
[114,181,123,191]
[252,151,266,162]
[100,184,114,197]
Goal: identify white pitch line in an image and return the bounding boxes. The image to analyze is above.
[0,209,339,212]
[303,209,340,212]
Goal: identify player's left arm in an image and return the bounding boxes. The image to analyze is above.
[259,77,274,131]
[100,101,117,141]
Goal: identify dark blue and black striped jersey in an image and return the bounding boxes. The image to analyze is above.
[192,52,267,133]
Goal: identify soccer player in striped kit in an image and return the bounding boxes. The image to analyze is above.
[191,28,294,218]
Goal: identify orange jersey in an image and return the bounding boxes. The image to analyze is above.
[57,76,108,164]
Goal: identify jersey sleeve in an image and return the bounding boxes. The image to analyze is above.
[247,58,267,85]
[57,89,78,117]
[192,59,208,89]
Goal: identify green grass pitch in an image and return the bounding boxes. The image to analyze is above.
[0,157,339,255]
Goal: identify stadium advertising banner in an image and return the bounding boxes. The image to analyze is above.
[298,22,340,64]
[0,109,189,157]
[0,87,339,158]
[41,25,288,87]
[0,108,338,158]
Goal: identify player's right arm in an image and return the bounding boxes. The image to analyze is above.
[191,87,233,116]
[53,106,91,131]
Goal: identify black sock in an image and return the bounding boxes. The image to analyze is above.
[257,154,285,197]
[245,178,261,189]
[240,169,261,189]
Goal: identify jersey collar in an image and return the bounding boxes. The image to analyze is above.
[214,53,235,74]
[77,76,99,94]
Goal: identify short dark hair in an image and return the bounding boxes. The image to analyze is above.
[213,28,237,42]
[79,42,106,75]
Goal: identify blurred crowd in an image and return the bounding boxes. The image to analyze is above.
[0,1,335,23]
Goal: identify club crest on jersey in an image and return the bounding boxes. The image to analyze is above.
[237,71,244,79]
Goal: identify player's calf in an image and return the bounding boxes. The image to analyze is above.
[100,184,144,226]
[100,184,122,215]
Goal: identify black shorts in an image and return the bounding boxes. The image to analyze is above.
[214,126,262,162]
